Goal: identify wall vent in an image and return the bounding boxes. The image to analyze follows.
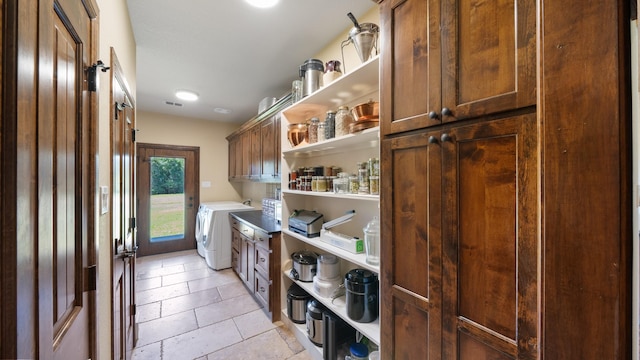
[165,101,183,107]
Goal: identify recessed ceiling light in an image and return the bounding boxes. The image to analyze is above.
[175,90,199,101]
[245,0,279,8]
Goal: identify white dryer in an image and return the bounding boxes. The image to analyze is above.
[195,201,254,270]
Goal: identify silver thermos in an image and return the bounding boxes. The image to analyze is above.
[299,59,324,97]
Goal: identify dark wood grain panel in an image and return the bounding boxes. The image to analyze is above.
[441,114,538,359]
[540,0,631,358]
[380,0,441,135]
[459,331,514,360]
[457,135,517,339]
[381,130,442,359]
[441,0,536,121]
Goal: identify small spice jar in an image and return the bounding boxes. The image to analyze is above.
[349,175,360,194]
[308,117,320,143]
[369,176,380,195]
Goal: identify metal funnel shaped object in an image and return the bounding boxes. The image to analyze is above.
[349,23,379,63]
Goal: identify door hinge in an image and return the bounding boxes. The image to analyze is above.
[129,217,136,229]
[131,304,137,316]
[131,128,138,142]
[86,264,97,291]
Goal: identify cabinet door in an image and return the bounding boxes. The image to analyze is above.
[234,135,243,178]
[440,114,538,359]
[261,117,277,179]
[440,0,536,122]
[380,130,442,359]
[241,131,252,177]
[250,125,261,178]
[274,115,281,178]
[380,0,442,135]
[228,135,238,180]
[241,238,255,288]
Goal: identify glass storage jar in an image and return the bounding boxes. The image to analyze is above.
[335,106,354,137]
[317,121,326,142]
[308,117,319,143]
[324,111,336,140]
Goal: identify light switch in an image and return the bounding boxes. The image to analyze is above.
[100,186,109,214]
[202,181,211,188]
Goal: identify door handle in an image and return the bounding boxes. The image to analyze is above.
[118,246,138,259]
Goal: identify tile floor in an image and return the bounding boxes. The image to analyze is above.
[132,249,312,360]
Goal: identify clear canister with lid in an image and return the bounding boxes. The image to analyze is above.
[335,105,354,137]
[333,172,350,193]
[317,121,326,142]
[349,175,360,194]
[324,111,336,140]
[308,117,320,143]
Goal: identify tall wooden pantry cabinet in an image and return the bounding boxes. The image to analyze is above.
[378,0,631,359]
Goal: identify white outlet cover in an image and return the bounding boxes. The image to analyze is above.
[202,181,211,188]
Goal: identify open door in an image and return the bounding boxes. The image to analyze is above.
[111,49,137,359]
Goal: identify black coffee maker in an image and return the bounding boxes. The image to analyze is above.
[344,269,378,323]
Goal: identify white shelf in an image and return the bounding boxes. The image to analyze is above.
[283,270,380,345]
[280,309,323,360]
[282,189,379,202]
[282,56,380,124]
[283,126,379,158]
[283,229,379,274]
[280,48,380,357]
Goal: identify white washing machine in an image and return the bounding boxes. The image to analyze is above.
[195,201,254,270]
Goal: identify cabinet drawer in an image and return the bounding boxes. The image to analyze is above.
[254,270,270,307]
[254,244,270,276]
[231,218,255,238]
[254,229,270,250]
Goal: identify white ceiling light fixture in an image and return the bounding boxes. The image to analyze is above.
[175,89,199,101]
[245,0,279,8]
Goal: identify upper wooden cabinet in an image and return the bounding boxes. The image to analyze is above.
[380,0,536,135]
[226,95,290,182]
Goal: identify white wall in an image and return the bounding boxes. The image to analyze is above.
[95,0,137,359]
[631,20,639,360]
[135,110,244,202]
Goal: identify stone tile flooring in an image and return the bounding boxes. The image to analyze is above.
[132,249,312,360]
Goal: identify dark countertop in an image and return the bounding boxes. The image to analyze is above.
[230,210,281,234]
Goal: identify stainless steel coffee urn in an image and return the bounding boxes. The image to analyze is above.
[299,59,324,97]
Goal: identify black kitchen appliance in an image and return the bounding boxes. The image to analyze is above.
[289,209,323,238]
[287,283,310,324]
[345,269,379,323]
[323,310,356,360]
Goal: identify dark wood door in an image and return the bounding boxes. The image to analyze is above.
[440,114,538,359]
[380,0,442,135]
[380,129,442,359]
[228,136,238,180]
[40,0,98,358]
[136,144,199,256]
[251,125,261,178]
[261,117,277,179]
[440,0,536,122]
[111,49,137,360]
[241,131,252,177]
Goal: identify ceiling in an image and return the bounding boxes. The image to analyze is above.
[126,0,377,124]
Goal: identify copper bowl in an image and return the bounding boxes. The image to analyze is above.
[351,100,379,121]
[287,123,308,147]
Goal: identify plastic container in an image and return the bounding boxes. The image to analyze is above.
[363,216,380,265]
